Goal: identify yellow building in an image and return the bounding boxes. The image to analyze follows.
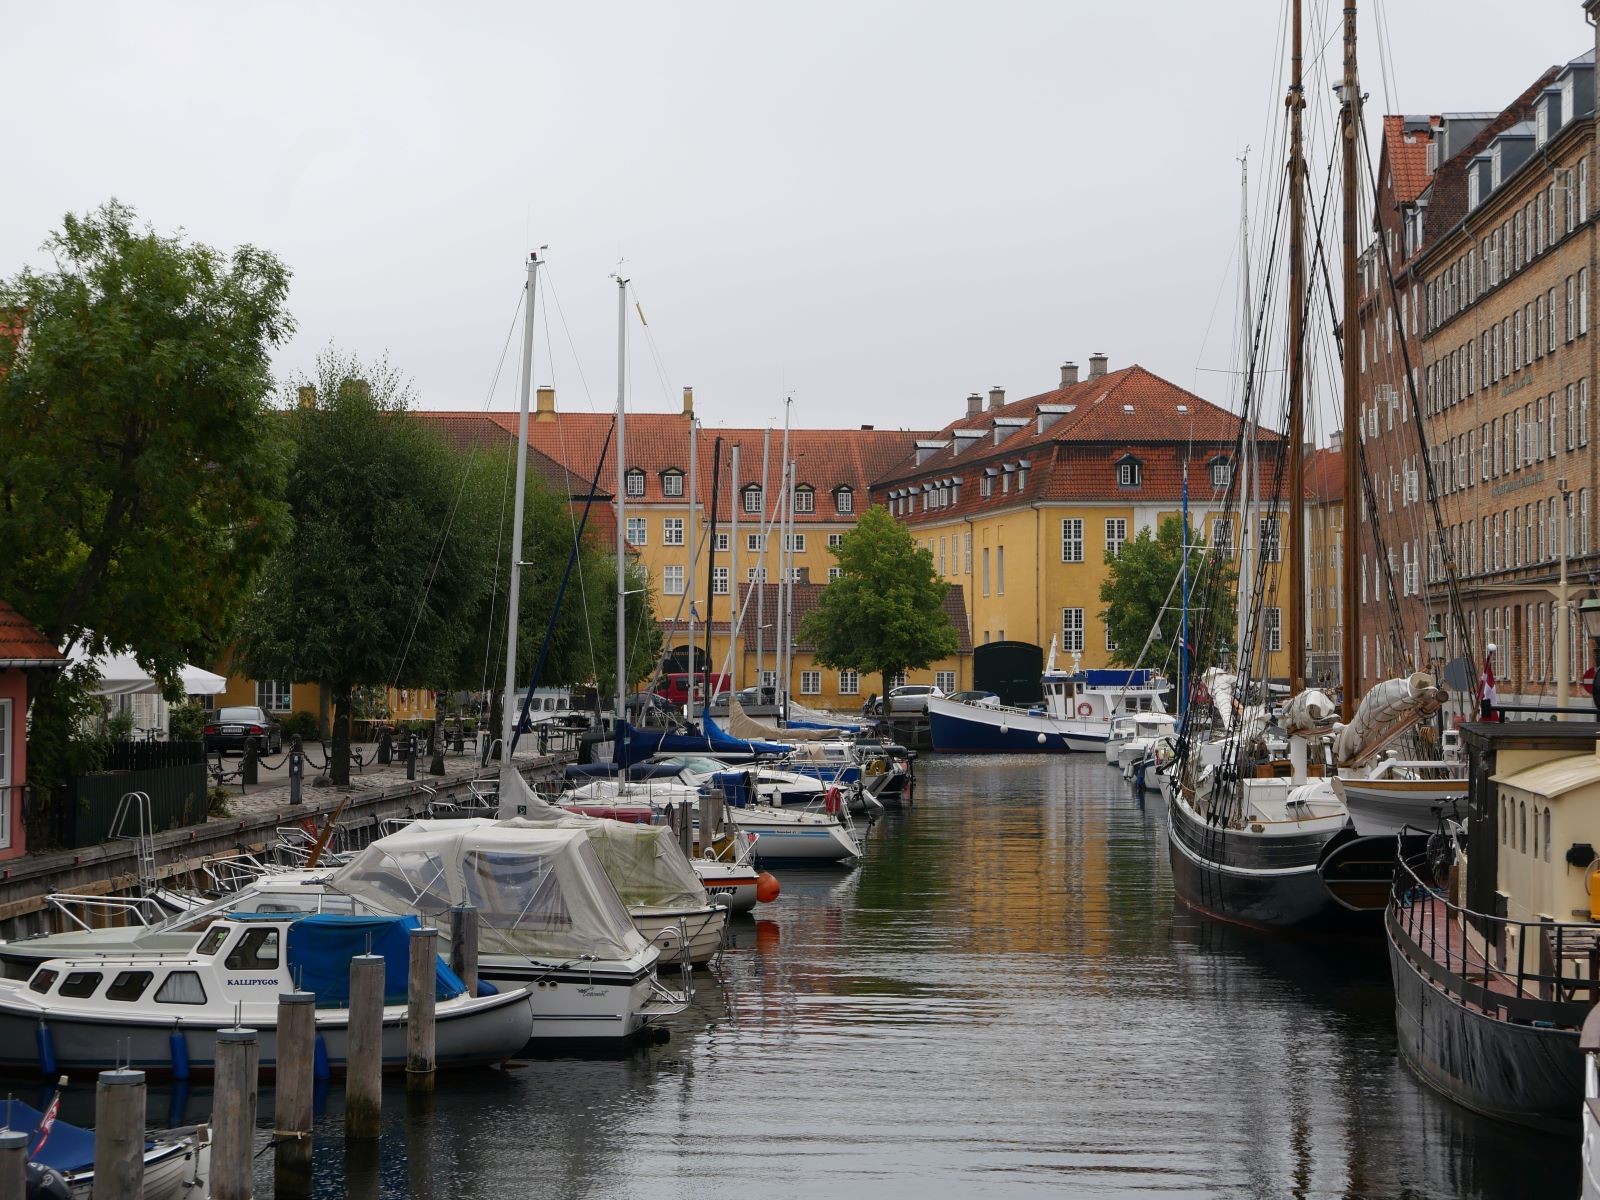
[871,358,1295,683]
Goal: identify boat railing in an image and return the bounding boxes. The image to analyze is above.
[1388,850,1600,1029]
[45,892,172,932]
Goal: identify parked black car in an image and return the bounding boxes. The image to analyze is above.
[203,706,283,755]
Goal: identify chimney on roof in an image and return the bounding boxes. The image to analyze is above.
[1060,362,1079,387]
[988,386,1006,411]
[966,392,983,417]
[682,386,694,417]
[296,385,317,410]
[1088,353,1108,380]
[1330,429,1343,452]
[535,385,556,422]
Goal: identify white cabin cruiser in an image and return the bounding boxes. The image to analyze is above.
[0,912,535,1077]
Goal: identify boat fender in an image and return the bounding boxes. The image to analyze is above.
[169,1028,191,1082]
[25,1162,72,1200]
[476,979,500,997]
[34,1020,55,1078]
[824,787,842,815]
[755,871,781,904]
[1036,733,1047,744]
[312,1032,331,1082]
[1076,702,1092,717]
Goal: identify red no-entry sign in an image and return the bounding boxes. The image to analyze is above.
[1583,667,1595,696]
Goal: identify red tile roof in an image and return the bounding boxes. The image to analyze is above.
[1304,446,1345,503]
[417,409,925,524]
[1383,115,1438,206]
[734,582,973,654]
[871,363,1283,519]
[419,413,612,499]
[0,600,62,666]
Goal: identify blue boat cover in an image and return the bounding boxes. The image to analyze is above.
[285,914,466,1008]
[0,1098,98,1174]
[700,711,793,756]
[1082,668,1151,687]
[711,770,753,807]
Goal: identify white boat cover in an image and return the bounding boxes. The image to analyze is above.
[512,811,708,910]
[329,822,648,963]
[1280,690,1336,736]
[1332,672,1444,768]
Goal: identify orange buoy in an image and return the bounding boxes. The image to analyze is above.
[824,786,842,814]
[755,871,781,903]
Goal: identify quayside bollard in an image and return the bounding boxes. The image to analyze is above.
[698,792,714,856]
[213,1027,259,1200]
[93,1068,146,1200]
[0,1129,28,1200]
[449,903,479,996]
[346,954,385,1140]
[407,927,438,1092]
[275,992,316,1200]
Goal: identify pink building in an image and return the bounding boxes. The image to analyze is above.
[0,600,63,861]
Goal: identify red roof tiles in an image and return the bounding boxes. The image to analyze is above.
[1383,115,1438,206]
[0,600,62,666]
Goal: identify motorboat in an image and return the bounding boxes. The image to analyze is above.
[1,1092,206,1199]
[1331,755,1467,838]
[1112,713,1178,776]
[330,819,688,1040]
[927,642,1169,754]
[0,913,535,1077]
[562,778,864,865]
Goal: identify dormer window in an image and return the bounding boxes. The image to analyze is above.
[834,486,854,514]
[661,469,684,498]
[793,484,815,514]
[981,469,996,499]
[1017,460,1030,491]
[1117,456,1142,488]
[1210,457,1232,490]
[742,484,763,513]
[625,468,646,497]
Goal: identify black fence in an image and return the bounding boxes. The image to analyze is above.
[55,740,209,849]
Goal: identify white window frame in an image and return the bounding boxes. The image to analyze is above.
[663,565,686,595]
[626,516,647,546]
[793,486,815,514]
[1265,606,1283,652]
[1212,517,1234,560]
[828,566,843,581]
[785,533,806,553]
[746,533,765,553]
[799,670,821,695]
[1061,518,1084,563]
[713,567,729,595]
[1260,517,1282,563]
[1061,608,1085,652]
[1117,459,1141,487]
[661,470,684,498]
[663,517,685,546]
[743,486,763,513]
[934,671,956,693]
[834,487,854,514]
[256,681,292,712]
[838,670,860,696]
[828,533,844,547]
[625,469,645,497]
[1105,518,1127,559]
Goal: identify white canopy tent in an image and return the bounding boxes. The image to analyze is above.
[63,645,226,698]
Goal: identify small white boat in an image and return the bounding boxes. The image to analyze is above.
[1,1090,206,1199]
[1114,713,1178,775]
[1331,757,1467,838]
[0,913,535,1078]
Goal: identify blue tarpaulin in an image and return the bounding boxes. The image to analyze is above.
[285,914,466,1008]
[0,1097,98,1174]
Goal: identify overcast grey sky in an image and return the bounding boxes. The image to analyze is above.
[5,2,1589,431]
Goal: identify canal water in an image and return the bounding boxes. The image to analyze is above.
[155,756,1573,1195]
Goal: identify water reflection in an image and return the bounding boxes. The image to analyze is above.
[190,755,1575,1196]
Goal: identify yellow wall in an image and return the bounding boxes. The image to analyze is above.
[210,671,436,731]
[907,502,1292,678]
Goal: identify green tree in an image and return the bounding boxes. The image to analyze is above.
[799,505,958,701]
[234,350,493,783]
[0,201,292,810]
[1097,515,1236,674]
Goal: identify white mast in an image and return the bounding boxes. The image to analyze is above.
[498,251,539,813]
[686,412,698,690]
[777,400,792,710]
[729,442,741,692]
[613,275,629,729]
[784,455,798,710]
[756,427,771,693]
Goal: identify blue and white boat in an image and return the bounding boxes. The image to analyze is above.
[927,644,1170,754]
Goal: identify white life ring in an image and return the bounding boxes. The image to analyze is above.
[1076,702,1092,718]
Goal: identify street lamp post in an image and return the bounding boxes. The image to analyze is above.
[1425,615,1447,743]
[1581,597,1600,723]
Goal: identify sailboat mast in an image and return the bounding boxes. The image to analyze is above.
[1340,0,1361,719]
[729,443,741,692]
[500,252,539,765]
[1237,157,1255,674]
[686,412,698,681]
[757,427,771,691]
[1286,0,1308,694]
[614,275,629,728]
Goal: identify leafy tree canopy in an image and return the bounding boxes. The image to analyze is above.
[1097,515,1236,674]
[798,505,958,697]
[0,199,293,679]
[234,349,493,781]
[0,201,293,810]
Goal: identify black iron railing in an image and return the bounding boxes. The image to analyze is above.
[1389,850,1600,1029]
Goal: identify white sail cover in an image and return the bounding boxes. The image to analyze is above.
[329,822,647,964]
[509,810,708,910]
[1280,689,1337,736]
[1332,672,1444,768]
